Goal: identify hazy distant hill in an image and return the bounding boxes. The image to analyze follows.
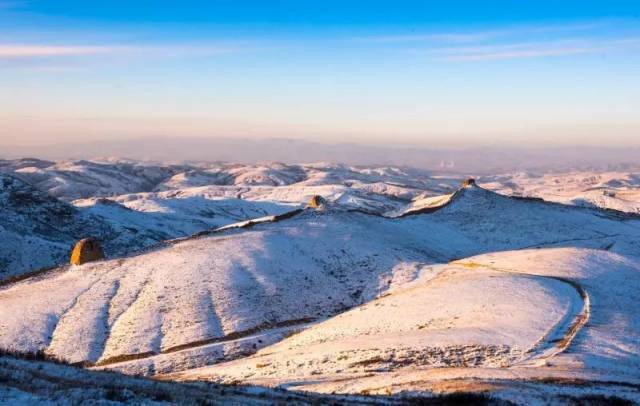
[3,137,640,173]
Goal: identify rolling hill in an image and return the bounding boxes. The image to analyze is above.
[1,183,638,377]
[1,160,639,403]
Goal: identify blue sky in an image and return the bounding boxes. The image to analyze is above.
[1,1,639,147]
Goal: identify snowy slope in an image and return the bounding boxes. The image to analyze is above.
[0,159,459,201]
[0,173,297,282]
[83,183,415,219]
[2,159,177,200]
[3,158,638,214]
[75,194,296,242]
[0,208,446,367]
[0,174,118,281]
[0,353,408,405]
[181,265,580,379]
[176,248,640,404]
[2,160,640,403]
[482,171,640,214]
[1,159,461,217]
[164,186,640,390]
[0,159,462,280]
[1,183,638,373]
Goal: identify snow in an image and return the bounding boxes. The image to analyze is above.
[457,248,640,382]
[481,170,640,214]
[0,353,385,404]
[76,193,297,241]
[1,159,640,403]
[0,173,299,282]
[2,182,639,369]
[0,208,443,365]
[176,265,580,381]
[171,247,640,404]
[2,158,638,214]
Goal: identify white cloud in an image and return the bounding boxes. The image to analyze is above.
[0,44,118,59]
[354,31,500,44]
[0,43,241,63]
[354,22,606,45]
[354,20,640,61]
[421,38,640,61]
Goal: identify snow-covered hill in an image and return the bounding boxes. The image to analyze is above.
[0,159,463,281]
[482,171,640,214]
[1,159,640,403]
[0,173,118,281]
[3,158,638,214]
[1,184,638,378]
[0,173,296,282]
[0,159,459,201]
[175,248,640,404]
[0,206,442,368]
[0,158,177,201]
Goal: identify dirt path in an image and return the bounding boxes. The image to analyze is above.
[93,317,318,369]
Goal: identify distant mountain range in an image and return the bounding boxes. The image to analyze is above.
[2,137,640,173]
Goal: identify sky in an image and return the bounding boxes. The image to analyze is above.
[1,1,639,148]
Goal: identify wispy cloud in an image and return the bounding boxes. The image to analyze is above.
[354,20,640,61]
[354,31,500,44]
[355,21,606,45]
[422,38,640,61]
[0,42,244,71]
[0,44,118,59]
[0,43,243,59]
